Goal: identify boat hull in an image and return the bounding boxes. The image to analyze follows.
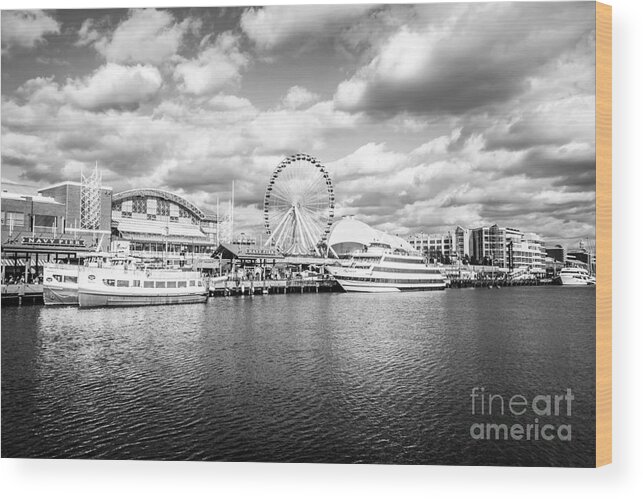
[557,276,595,286]
[43,286,78,306]
[334,278,446,293]
[78,291,207,308]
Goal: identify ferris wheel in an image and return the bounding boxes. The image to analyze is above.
[263,153,335,255]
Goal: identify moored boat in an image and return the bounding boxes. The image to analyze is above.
[327,242,446,293]
[42,252,116,306]
[555,266,595,286]
[77,266,207,307]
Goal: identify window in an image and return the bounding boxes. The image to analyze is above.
[143,281,154,288]
[147,214,157,220]
[177,281,187,288]
[122,212,132,218]
[157,199,170,216]
[52,274,62,282]
[132,280,140,287]
[155,281,166,288]
[3,211,25,227]
[34,214,57,228]
[170,216,179,223]
[167,281,177,288]
[63,275,77,283]
[197,281,203,287]
[103,279,115,286]
[116,280,130,287]
[189,280,195,287]
[132,197,146,214]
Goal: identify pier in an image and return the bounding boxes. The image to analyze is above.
[447,278,548,288]
[208,276,341,296]
[1,283,44,305]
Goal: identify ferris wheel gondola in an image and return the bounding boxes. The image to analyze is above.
[263,154,334,255]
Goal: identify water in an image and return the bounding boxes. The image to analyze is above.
[1,287,595,466]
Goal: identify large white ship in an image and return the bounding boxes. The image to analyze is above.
[77,266,207,307]
[327,242,446,293]
[556,267,596,286]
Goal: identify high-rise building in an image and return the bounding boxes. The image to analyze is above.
[406,231,455,260]
[470,224,507,266]
[454,225,471,260]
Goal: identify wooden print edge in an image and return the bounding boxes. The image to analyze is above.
[595,1,612,468]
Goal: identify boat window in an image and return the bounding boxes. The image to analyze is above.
[116,280,130,287]
[103,279,115,287]
[178,281,187,288]
[63,275,77,283]
[197,281,203,287]
[167,281,177,288]
[132,280,140,287]
[143,281,154,288]
[52,274,62,282]
[189,280,195,286]
[155,281,166,288]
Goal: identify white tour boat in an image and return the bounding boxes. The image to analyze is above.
[77,265,207,307]
[556,266,596,286]
[327,242,447,292]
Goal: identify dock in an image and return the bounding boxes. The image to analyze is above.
[208,276,341,296]
[447,278,549,288]
[1,284,44,305]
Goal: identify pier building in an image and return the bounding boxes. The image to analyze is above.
[1,181,112,282]
[110,188,218,267]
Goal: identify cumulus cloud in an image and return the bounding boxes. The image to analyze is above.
[1,10,60,54]
[241,4,373,51]
[281,86,320,110]
[173,32,249,96]
[90,9,197,65]
[326,127,595,242]
[75,19,102,47]
[334,2,594,116]
[1,5,596,241]
[63,63,163,111]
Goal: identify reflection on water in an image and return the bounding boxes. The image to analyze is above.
[2,287,595,466]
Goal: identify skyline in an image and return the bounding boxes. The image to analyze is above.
[1,3,597,245]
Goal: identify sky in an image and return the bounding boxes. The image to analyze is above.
[1,2,596,245]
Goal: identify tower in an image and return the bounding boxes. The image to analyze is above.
[80,164,102,231]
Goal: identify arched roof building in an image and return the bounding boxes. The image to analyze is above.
[111,188,218,260]
[327,217,415,256]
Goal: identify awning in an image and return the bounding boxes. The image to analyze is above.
[212,243,284,261]
[2,258,58,267]
[2,259,25,266]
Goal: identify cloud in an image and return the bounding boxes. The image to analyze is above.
[281,86,320,110]
[1,10,60,54]
[63,63,163,111]
[240,4,373,51]
[75,19,102,47]
[0,4,596,242]
[334,2,594,116]
[173,32,249,96]
[90,9,197,65]
[325,126,595,242]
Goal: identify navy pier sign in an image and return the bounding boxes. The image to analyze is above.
[21,237,86,247]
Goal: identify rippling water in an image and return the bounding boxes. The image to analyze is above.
[2,287,595,466]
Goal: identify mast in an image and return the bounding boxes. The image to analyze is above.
[231,180,234,242]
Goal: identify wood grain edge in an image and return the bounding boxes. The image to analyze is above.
[595,1,612,468]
